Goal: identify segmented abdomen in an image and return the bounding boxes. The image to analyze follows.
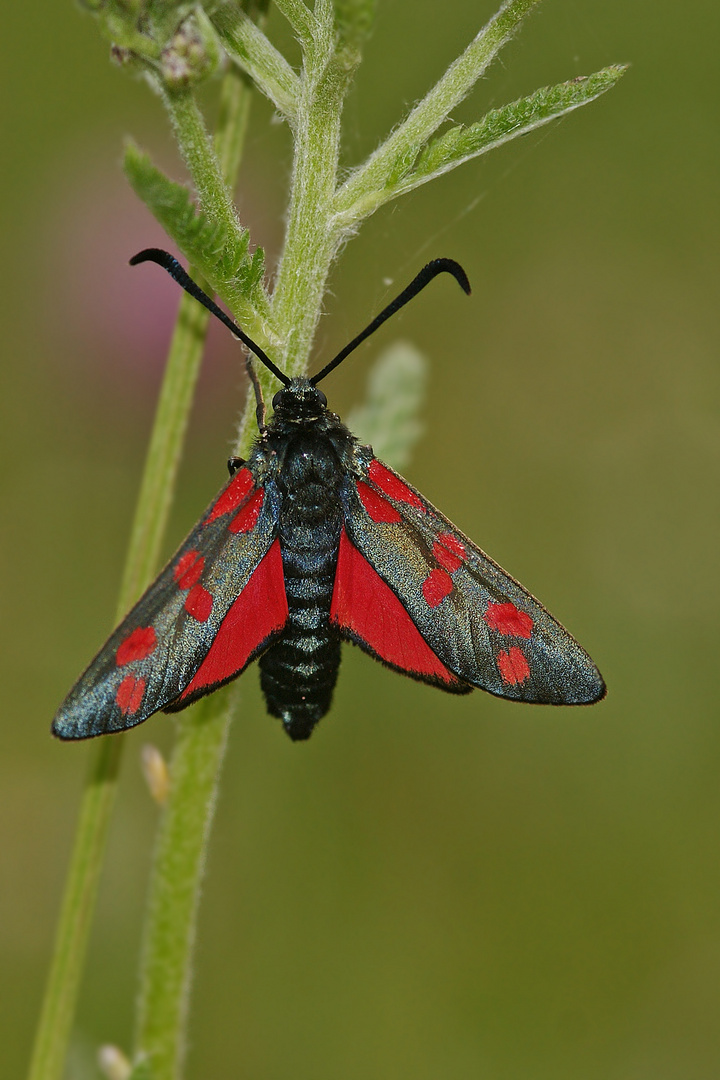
[259,505,342,741]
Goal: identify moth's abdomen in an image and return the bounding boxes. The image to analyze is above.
[258,461,345,740]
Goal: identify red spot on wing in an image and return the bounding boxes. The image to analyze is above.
[179,540,288,699]
[432,536,465,573]
[184,585,213,623]
[229,488,264,534]
[330,530,462,686]
[496,647,530,686]
[369,460,424,509]
[116,673,146,715]
[437,531,465,559]
[357,481,402,524]
[116,626,157,667]
[206,468,254,524]
[484,602,533,639]
[174,550,205,590]
[422,568,453,607]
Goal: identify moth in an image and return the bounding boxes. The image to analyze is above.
[53,250,605,742]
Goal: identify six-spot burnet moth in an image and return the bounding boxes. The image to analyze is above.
[53,249,605,743]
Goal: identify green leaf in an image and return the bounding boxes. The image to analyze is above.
[124,142,225,262]
[407,65,627,191]
[383,144,421,190]
[209,1,300,120]
[346,341,428,470]
[123,142,270,324]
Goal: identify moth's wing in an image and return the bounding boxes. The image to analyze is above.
[334,458,605,705]
[53,467,288,739]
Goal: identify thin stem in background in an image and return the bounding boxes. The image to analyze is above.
[26,67,246,1080]
[133,696,234,1079]
[132,70,254,1080]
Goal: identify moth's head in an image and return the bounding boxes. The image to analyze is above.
[271,378,327,424]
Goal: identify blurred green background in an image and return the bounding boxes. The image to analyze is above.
[2,2,720,1077]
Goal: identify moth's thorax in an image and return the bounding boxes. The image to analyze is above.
[252,378,368,488]
[271,377,327,424]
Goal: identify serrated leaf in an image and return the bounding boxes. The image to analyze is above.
[123,142,270,324]
[246,245,266,289]
[383,144,421,190]
[411,65,627,187]
[124,142,226,258]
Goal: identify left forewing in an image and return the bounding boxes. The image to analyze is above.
[53,468,285,738]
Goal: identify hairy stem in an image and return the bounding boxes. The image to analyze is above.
[28,275,211,1080]
[27,738,123,1080]
[133,697,234,1078]
[270,53,351,378]
[132,71,254,1080]
[27,71,246,1080]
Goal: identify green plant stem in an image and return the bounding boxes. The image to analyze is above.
[215,65,256,186]
[132,29,360,1074]
[271,0,317,49]
[163,87,243,246]
[27,738,123,1080]
[231,13,354,452]
[133,696,234,1079]
[162,84,271,342]
[28,278,211,1080]
[119,294,212,606]
[270,47,351,379]
[26,70,247,1080]
[211,3,300,121]
[131,71,255,1080]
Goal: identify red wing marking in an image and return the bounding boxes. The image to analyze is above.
[422,568,454,607]
[496,647,530,686]
[174,550,205,590]
[184,585,214,623]
[432,540,463,573]
[369,460,424,510]
[116,674,146,715]
[357,481,402,524]
[116,626,157,667]
[229,489,264,534]
[437,532,466,559]
[206,468,254,524]
[330,529,461,686]
[484,601,533,639]
[178,539,288,699]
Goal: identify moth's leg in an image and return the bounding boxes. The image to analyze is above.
[246,357,267,434]
[227,456,246,476]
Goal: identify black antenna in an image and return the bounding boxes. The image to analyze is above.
[310,258,471,386]
[129,248,290,386]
